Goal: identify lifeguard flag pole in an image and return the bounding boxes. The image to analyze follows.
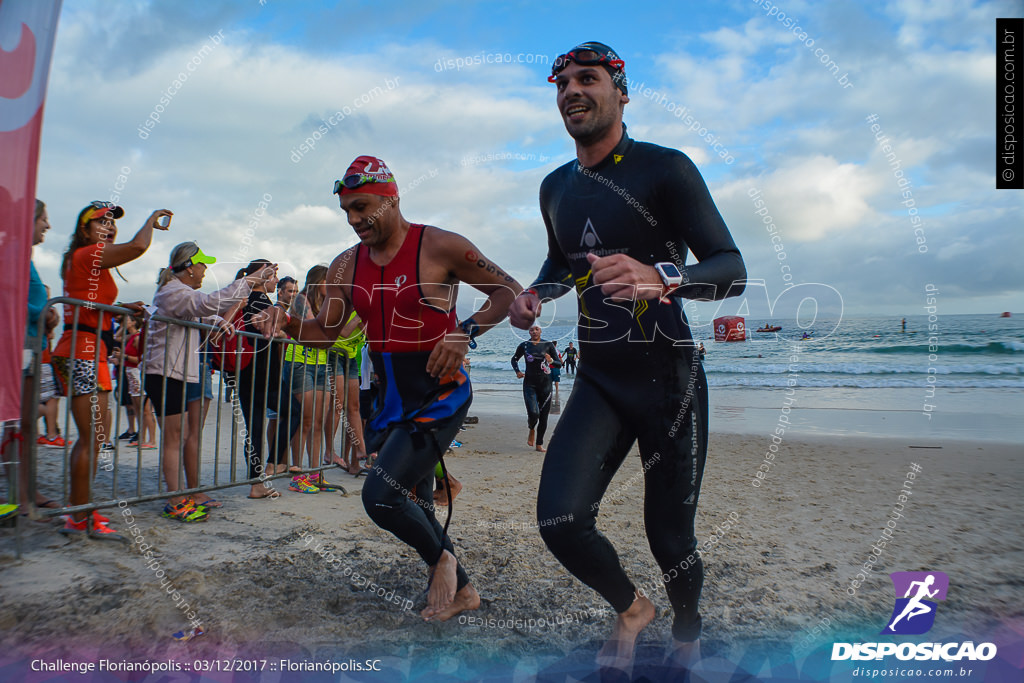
[0,0,62,421]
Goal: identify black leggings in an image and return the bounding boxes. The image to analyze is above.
[564,358,577,374]
[536,350,708,641]
[522,378,552,445]
[236,369,300,480]
[361,400,471,590]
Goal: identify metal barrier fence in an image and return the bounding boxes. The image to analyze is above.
[11,296,358,535]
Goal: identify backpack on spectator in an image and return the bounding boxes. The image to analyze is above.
[207,306,255,373]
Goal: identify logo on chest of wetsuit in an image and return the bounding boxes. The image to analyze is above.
[567,218,629,262]
[394,274,407,287]
[580,218,603,248]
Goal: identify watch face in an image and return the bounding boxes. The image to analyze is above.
[659,263,682,278]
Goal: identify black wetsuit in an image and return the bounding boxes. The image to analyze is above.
[563,346,578,374]
[511,339,558,446]
[531,126,745,641]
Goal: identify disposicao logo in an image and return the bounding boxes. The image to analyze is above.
[882,571,947,635]
[831,571,997,662]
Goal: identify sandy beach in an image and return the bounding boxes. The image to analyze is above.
[1,386,1021,682]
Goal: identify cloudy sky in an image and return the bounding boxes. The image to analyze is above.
[29,0,1023,321]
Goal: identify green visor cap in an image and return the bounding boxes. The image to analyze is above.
[172,247,216,273]
[191,247,216,266]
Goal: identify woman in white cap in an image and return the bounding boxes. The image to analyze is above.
[144,241,272,522]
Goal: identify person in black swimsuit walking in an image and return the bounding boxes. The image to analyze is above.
[509,41,746,674]
[510,324,558,452]
[562,341,579,375]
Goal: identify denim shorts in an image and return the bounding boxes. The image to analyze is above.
[198,360,214,400]
[185,378,204,404]
[332,353,359,379]
[284,360,329,395]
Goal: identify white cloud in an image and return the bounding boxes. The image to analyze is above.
[718,156,880,242]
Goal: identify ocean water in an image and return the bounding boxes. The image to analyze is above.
[467,314,1024,390]
[466,314,1023,441]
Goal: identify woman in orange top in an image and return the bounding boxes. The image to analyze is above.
[51,201,171,540]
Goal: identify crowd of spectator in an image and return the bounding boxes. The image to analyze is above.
[4,201,375,540]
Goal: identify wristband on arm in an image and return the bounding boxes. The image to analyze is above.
[458,317,481,349]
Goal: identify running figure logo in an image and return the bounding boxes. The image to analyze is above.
[881,571,949,635]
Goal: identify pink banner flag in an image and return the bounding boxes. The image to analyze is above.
[0,0,62,421]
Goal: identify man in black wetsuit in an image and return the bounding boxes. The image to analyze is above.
[508,41,746,673]
[510,324,558,452]
[562,341,579,375]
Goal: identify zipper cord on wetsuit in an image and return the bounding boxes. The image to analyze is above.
[425,429,454,538]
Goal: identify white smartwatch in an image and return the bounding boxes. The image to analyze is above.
[654,262,684,302]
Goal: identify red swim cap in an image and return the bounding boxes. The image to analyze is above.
[335,155,399,197]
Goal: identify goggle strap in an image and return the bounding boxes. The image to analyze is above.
[336,174,396,192]
[550,52,625,79]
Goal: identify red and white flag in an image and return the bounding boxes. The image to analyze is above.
[0,0,62,420]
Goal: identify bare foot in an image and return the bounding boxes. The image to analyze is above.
[536,444,547,453]
[427,583,480,622]
[527,428,535,447]
[325,454,348,469]
[596,594,656,673]
[248,483,278,499]
[421,550,458,620]
[434,476,463,507]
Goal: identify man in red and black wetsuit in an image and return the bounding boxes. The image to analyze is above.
[259,155,520,622]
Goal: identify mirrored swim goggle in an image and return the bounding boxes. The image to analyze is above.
[333,174,397,194]
[548,49,625,82]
